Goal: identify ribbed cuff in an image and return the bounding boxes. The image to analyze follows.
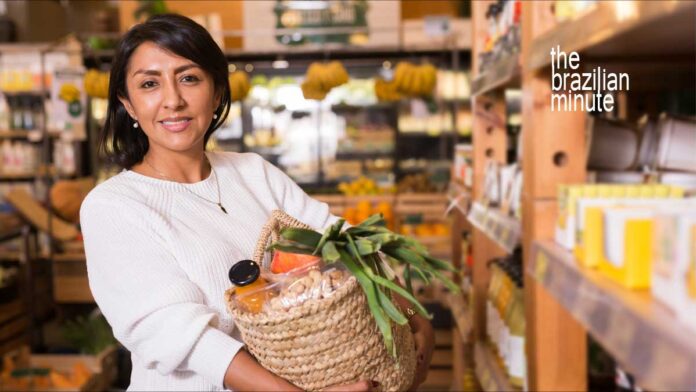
[186,326,245,389]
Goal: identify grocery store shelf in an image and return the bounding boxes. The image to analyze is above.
[398,131,455,138]
[0,299,23,325]
[474,341,518,392]
[447,292,471,340]
[467,202,520,254]
[0,129,61,141]
[334,151,393,160]
[331,103,396,113]
[446,181,471,216]
[528,1,696,71]
[530,240,696,392]
[0,173,37,181]
[471,54,520,96]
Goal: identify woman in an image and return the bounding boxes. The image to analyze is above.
[81,14,433,391]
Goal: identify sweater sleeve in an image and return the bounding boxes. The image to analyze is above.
[260,157,340,231]
[80,194,243,389]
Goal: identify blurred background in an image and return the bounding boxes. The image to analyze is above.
[0,1,694,391]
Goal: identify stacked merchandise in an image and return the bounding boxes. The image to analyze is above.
[482,160,523,220]
[587,115,696,191]
[556,184,696,316]
[0,141,40,176]
[478,0,521,73]
[486,249,525,389]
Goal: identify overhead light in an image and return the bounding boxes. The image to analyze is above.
[245,64,254,72]
[228,64,237,72]
[382,60,392,70]
[272,60,289,69]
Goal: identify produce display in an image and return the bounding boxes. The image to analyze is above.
[228,70,251,102]
[0,353,92,391]
[399,222,449,237]
[225,211,458,391]
[343,200,394,229]
[392,62,437,98]
[338,176,391,196]
[301,61,349,101]
[83,69,109,99]
[397,173,437,193]
[374,78,401,102]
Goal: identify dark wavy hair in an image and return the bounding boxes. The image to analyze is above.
[99,14,231,169]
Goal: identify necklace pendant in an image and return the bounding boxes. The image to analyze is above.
[219,203,228,214]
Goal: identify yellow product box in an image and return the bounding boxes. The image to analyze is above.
[577,198,690,269]
[652,206,696,331]
[556,184,684,253]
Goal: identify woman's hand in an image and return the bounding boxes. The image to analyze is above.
[409,315,435,391]
[225,349,378,391]
[323,380,378,391]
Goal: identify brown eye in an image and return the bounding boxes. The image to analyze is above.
[141,80,157,89]
[181,75,200,83]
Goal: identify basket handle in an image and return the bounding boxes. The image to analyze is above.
[253,210,313,268]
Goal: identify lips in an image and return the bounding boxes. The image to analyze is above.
[159,117,192,132]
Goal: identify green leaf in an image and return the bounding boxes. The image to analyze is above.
[321,241,341,263]
[279,228,322,248]
[314,219,345,255]
[375,285,408,325]
[404,265,413,295]
[357,214,386,227]
[365,233,402,246]
[431,269,460,293]
[338,249,395,356]
[266,240,315,255]
[354,237,380,255]
[371,273,431,319]
[423,254,457,272]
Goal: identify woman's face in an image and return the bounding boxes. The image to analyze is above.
[119,41,221,156]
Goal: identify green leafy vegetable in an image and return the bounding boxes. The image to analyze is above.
[271,214,459,356]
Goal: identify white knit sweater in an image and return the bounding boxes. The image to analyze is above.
[80,152,337,391]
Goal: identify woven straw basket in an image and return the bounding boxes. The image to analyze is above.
[225,210,416,391]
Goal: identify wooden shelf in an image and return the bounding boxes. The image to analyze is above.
[474,341,518,392]
[467,202,520,254]
[471,54,520,96]
[0,299,23,325]
[446,181,471,216]
[447,292,472,340]
[530,240,696,391]
[528,1,696,71]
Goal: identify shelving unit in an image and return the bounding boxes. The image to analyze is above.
[466,202,520,254]
[449,1,696,391]
[530,240,696,391]
[474,342,518,392]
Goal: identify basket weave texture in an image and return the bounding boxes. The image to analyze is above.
[226,210,416,391]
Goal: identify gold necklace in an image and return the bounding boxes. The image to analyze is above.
[143,157,228,214]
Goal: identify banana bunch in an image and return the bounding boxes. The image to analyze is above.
[58,83,81,103]
[374,78,401,102]
[392,62,437,97]
[301,61,349,101]
[84,69,110,99]
[229,71,251,102]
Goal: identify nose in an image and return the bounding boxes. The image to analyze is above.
[162,79,185,110]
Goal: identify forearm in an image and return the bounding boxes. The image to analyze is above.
[224,349,300,391]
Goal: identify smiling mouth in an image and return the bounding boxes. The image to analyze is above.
[159,117,192,132]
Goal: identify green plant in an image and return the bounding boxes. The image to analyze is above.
[268,214,459,356]
[62,312,116,355]
[134,0,169,21]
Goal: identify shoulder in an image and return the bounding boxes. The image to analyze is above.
[79,171,155,221]
[207,150,267,170]
[208,151,283,181]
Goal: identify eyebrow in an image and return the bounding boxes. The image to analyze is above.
[132,63,200,77]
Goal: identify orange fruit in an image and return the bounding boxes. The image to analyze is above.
[271,250,321,274]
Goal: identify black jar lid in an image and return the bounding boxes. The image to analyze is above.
[228,260,260,286]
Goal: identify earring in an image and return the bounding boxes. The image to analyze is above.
[133,121,139,128]
[213,114,218,120]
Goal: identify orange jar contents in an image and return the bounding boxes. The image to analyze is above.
[228,260,272,314]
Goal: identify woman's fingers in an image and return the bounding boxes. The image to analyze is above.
[322,380,378,391]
